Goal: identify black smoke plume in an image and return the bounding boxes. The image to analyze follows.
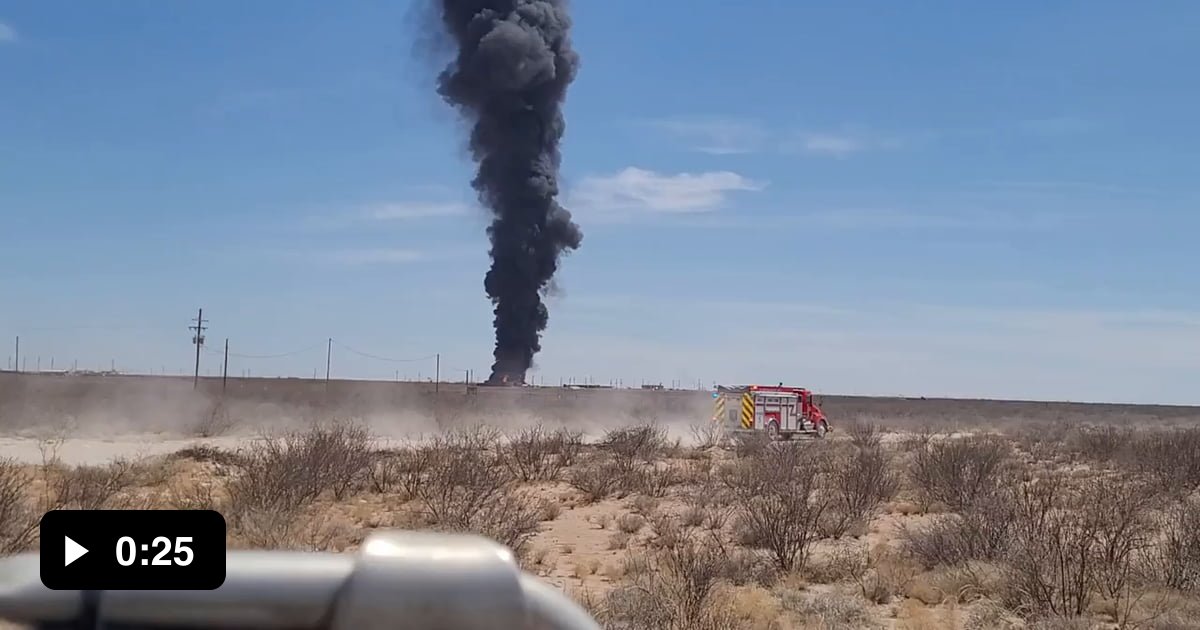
[431,0,582,385]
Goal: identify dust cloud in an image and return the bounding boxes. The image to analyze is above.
[0,373,714,464]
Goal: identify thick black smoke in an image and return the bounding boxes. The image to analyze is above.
[431,0,582,385]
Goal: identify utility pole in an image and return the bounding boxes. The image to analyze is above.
[222,338,229,392]
[13,336,18,373]
[325,338,332,386]
[435,353,440,393]
[189,308,207,390]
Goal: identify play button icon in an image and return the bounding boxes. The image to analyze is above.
[63,536,88,567]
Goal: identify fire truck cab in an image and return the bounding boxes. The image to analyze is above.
[712,384,830,440]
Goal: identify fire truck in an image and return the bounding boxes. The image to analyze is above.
[711,384,831,439]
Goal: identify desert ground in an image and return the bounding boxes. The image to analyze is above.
[2,372,1200,629]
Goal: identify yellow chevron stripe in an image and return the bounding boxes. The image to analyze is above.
[740,393,754,429]
[711,396,725,422]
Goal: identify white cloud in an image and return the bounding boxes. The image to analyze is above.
[641,117,767,155]
[784,129,906,158]
[324,248,426,265]
[300,200,473,230]
[0,22,16,43]
[642,115,908,158]
[568,167,764,217]
[797,133,864,158]
[365,201,470,221]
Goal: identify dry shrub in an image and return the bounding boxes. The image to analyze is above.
[777,590,878,629]
[678,457,717,487]
[526,545,554,572]
[682,459,732,511]
[732,432,772,458]
[917,562,1009,606]
[1147,497,1200,592]
[4,455,182,546]
[367,451,405,495]
[1022,615,1095,630]
[631,495,659,517]
[628,465,683,498]
[0,458,37,553]
[960,598,1022,630]
[723,444,832,571]
[590,513,613,530]
[224,423,374,515]
[213,424,374,548]
[1069,425,1131,462]
[602,424,669,473]
[702,506,734,532]
[171,445,243,467]
[1010,421,1072,463]
[401,427,541,558]
[618,513,645,534]
[898,425,935,453]
[1124,428,1200,495]
[901,489,1017,568]
[166,478,219,511]
[903,469,1166,620]
[828,542,920,605]
[690,421,725,450]
[567,456,624,504]
[502,425,583,482]
[1002,474,1105,618]
[1085,476,1162,602]
[722,547,778,587]
[609,531,632,550]
[711,584,785,630]
[681,504,706,527]
[823,427,899,538]
[226,508,350,551]
[383,447,434,500]
[568,446,680,503]
[908,435,1012,511]
[537,498,561,521]
[49,459,140,510]
[597,531,739,630]
[647,513,685,551]
[194,397,236,437]
[573,557,601,578]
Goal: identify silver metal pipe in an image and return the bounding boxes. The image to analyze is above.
[0,530,601,630]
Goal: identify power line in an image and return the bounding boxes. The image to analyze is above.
[202,341,325,360]
[15,324,179,333]
[330,340,437,364]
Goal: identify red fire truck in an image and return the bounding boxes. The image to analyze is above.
[711,384,831,439]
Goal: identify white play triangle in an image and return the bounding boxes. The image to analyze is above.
[64,536,88,567]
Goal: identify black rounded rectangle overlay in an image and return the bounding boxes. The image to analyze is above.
[39,509,226,591]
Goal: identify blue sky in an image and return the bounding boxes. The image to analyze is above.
[1,1,1197,404]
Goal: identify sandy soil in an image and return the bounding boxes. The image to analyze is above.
[0,435,252,465]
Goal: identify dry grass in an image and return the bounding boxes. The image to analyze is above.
[5,414,1200,629]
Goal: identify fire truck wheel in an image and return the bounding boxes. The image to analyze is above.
[815,421,828,438]
[766,421,780,441]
